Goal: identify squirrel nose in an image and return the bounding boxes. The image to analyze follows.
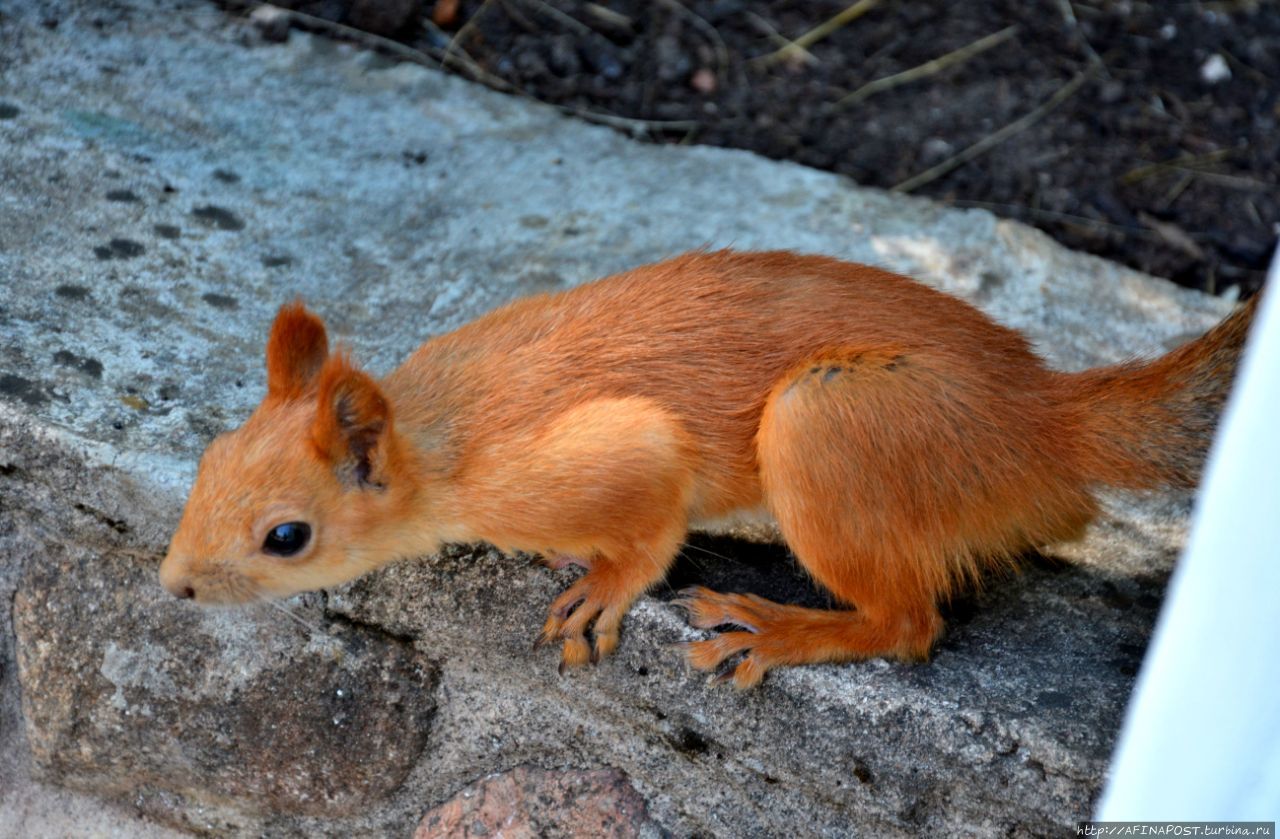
[158,557,196,600]
[162,576,196,600]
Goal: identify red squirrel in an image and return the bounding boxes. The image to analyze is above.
[159,250,1258,687]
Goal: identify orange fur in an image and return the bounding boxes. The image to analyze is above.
[265,300,329,400]
[159,250,1259,686]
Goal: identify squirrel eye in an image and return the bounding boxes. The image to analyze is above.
[263,522,311,557]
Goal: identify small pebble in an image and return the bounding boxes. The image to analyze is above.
[1200,54,1231,84]
[920,137,953,163]
[690,68,716,95]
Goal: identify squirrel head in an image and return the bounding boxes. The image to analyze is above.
[159,302,418,605]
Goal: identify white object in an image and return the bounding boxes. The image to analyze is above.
[1200,54,1232,84]
[1099,251,1280,818]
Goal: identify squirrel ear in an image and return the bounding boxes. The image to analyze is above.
[266,300,329,400]
[312,354,391,488]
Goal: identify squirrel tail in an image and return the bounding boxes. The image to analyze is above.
[1062,292,1262,490]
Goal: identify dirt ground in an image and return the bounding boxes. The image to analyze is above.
[245,0,1278,296]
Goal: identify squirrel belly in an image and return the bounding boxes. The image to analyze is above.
[159,249,1259,687]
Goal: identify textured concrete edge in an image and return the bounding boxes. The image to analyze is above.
[0,406,189,837]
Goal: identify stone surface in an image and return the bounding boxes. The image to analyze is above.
[0,416,438,836]
[413,766,658,839]
[0,0,1235,836]
[14,545,438,828]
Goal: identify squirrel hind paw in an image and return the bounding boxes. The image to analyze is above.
[678,587,941,688]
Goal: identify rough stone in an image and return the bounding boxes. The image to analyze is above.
[0,0,1235,836]
[14,546,438,828]
[412,766,658,839]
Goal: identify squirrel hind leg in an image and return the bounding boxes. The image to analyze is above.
[677,587,942,688]
[684,349,1047,685]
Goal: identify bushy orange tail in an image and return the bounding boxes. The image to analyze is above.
[1064,293,1261,490]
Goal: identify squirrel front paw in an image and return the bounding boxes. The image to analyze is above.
[535,567,635,673]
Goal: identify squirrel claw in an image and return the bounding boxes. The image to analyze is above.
[538,567,635,673]
[680,588,790,688]
[674,588,765,633]
[559,635,592,672]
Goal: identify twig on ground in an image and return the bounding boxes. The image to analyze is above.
[1159,170,1195,209]
[254,3,513,89]
[558,107,700,135]
[1178,169,1272,191]
[657,0,730,79]
[835,25,1019,108]
[583,3,635,35]
[949,199,1163,240]
[1245,199,1263,226]
[1195,0,1263,13]
[496,0,539,33]
[1138,211,1207,260]
[1121,149,1234,184]
[743,12,817,66]
[893,72,1090,193]
[1053,0,1110,78]
[250,4,697,138]
[445,0,497,68]
[753,0,881,67]
[515,0,593,37]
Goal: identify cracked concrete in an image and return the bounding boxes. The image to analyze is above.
[0,0,1235,835]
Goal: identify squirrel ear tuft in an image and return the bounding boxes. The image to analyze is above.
[312,354,391,488]
[266,300,329,400]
